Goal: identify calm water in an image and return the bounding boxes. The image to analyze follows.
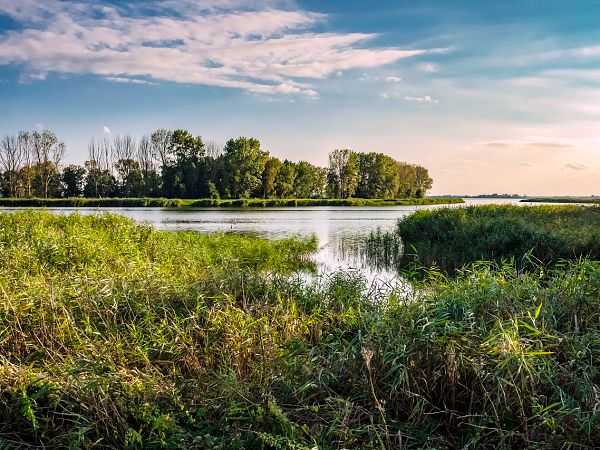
[1,198,530,284]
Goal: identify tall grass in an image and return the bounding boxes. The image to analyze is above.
[367,205,600,273]
[0,196,464,208]
[0,212,598,449]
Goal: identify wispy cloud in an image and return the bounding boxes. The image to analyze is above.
[103,126,111,134]
[418,62,437,73]
[385,76,402,83]
[564,162,590,171]
[404,95,438,103]
[519,161,536,167]
[104,77,157,85]
[0,0,440,96]
[477,137,574,149]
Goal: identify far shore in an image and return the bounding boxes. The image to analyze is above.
[521,197,600,204]
[0,197,465,208]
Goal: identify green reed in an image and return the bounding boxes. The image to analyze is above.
[0,211,598,449]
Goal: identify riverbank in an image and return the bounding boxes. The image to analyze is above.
[0,197,464,208]
[521,197,600,204]
[0,211,598,449]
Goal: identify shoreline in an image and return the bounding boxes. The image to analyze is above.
[0,197,465,208]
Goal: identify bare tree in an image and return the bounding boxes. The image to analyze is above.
[100,137,112,172]
[150,129,172,169]
[113,134,136,162]
[112,134,136,187]
[0,134,23,197]
[136,135,155,176]
[32,130,65,198]
[205,139,224,183]
[18,131,33,197]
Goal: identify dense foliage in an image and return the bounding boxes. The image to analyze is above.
[367,205,600,273]
[0,130,433,200]
[0,212,598,449]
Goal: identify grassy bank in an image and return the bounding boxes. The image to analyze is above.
[521,197,600,204]
[0,196,464,208]
[367,204,600,273]
[0,211,599,448]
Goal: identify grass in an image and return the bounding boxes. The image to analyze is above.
[522,197,600,204]
[367,204,600,274]
[0,211,599,449]
[0,197,464,208]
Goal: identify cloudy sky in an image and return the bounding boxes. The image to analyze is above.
[1,0,599,195]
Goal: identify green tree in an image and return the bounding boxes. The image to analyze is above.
[261,156,282,198]
[328,149,359,198]
[61,165,86,197]
[275,159,297,198]
[294,161,327,198]
[396,163,417,197]
[115,159,144,197]
[222,137,268,198]
[31,130,65,198]
[84,160,117,198]
[356,152,400,198]
[161,130,205,198]
[414,165,433,198]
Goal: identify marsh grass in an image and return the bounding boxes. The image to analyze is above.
[0,211,599,449]
[367,204,600,274]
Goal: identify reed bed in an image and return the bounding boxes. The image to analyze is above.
[367,204,600,274]
[0,211,598,449]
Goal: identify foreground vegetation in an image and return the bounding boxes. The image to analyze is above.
[0,211,599,449]
[522,197,600,204]
[0,196,463,208]
[368,205,600,273]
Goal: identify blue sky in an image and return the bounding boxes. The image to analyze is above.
[1,0,599,195]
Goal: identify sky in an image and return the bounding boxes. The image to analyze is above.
[0,0,599,195]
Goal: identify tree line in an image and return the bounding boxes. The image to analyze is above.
[0,129,433,199]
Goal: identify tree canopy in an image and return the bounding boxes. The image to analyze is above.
[0,129,433,200]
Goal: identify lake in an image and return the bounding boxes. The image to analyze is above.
[0,198,535,285]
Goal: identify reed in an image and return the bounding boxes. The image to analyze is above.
[0,211,598,449]
[367,204,600,273]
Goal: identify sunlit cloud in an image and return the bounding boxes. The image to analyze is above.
[477,137,574,149]
[103,126,111,134]
[0,0,440,97]
[564,162,590,171]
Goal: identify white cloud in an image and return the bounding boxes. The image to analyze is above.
[0,0,440,97]
[404,95,438,103]
[385,76,402,83]
[103,126,111,134]
[477,136,574,149]
[564,162,590,171]
[105,77,157,85]
[418,62,437,73]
